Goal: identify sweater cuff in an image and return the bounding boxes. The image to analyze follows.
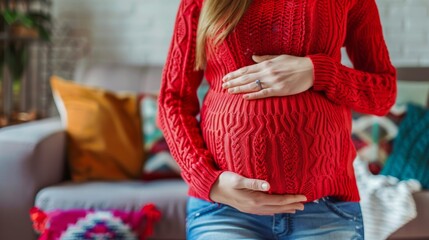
[190,158,224,203]
[307,54,339,93]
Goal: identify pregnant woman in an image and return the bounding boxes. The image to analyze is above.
[157,0,396,239]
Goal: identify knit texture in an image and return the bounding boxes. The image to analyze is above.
[157,0,397,202]
[381,103,429,189]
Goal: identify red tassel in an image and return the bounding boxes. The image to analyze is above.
[29,207,48,233]
[139,203,162,240]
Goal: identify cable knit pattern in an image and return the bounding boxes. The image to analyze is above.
[381,104,429,189]
[157,0,397,202]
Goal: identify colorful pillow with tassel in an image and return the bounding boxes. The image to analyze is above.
[30,204,161,240]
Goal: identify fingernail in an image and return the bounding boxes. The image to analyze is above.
[261,183,269,190]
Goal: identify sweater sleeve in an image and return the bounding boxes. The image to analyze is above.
[156,0,223,202]
[307,0,397,116]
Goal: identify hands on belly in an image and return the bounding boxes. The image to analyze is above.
[221,54,314,100]
[209,171,307,216]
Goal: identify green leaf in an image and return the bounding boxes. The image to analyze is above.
[2,9,18,25]
[17,15,35,28]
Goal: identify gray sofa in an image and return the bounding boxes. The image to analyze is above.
[0,64,189,240]
[0,64,428,240]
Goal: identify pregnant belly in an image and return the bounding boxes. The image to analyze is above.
[199,90,355,195]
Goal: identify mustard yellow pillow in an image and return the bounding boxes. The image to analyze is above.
[51,76,145,181]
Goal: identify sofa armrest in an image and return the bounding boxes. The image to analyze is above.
[0,118,66,240]
[389,190,429,239]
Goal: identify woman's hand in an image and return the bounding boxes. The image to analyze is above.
[222,55,314,100]
[210,171,307,215]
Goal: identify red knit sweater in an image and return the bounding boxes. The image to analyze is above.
[157,0,397,203]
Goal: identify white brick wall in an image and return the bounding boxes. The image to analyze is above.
[53,0,429,67]
[377,0,429,66]
[53,0,181,65]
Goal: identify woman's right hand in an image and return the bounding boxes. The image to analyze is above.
[209,171,307,215]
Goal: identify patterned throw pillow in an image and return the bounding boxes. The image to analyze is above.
[140,95,180,180]
[381,103,429,189]
[30,204,161,240]
[351,105,407,174]
[141,137,182,180]
[140,94,164,152]
[140,83,209,151]
[140,83,210,180]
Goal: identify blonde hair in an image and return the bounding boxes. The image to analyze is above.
[195,0,252,70]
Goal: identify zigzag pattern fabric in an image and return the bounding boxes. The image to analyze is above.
[30,205,161,240]
[157,0,397,202]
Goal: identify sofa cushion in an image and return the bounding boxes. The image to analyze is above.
[51,76,145,181]
[35,180,188,240]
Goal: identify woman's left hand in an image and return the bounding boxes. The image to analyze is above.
[222,55,314,100]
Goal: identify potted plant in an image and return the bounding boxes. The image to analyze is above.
[1,8,51,80]
[0,2,51,124]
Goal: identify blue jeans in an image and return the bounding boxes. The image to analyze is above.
[186,196,364,240]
